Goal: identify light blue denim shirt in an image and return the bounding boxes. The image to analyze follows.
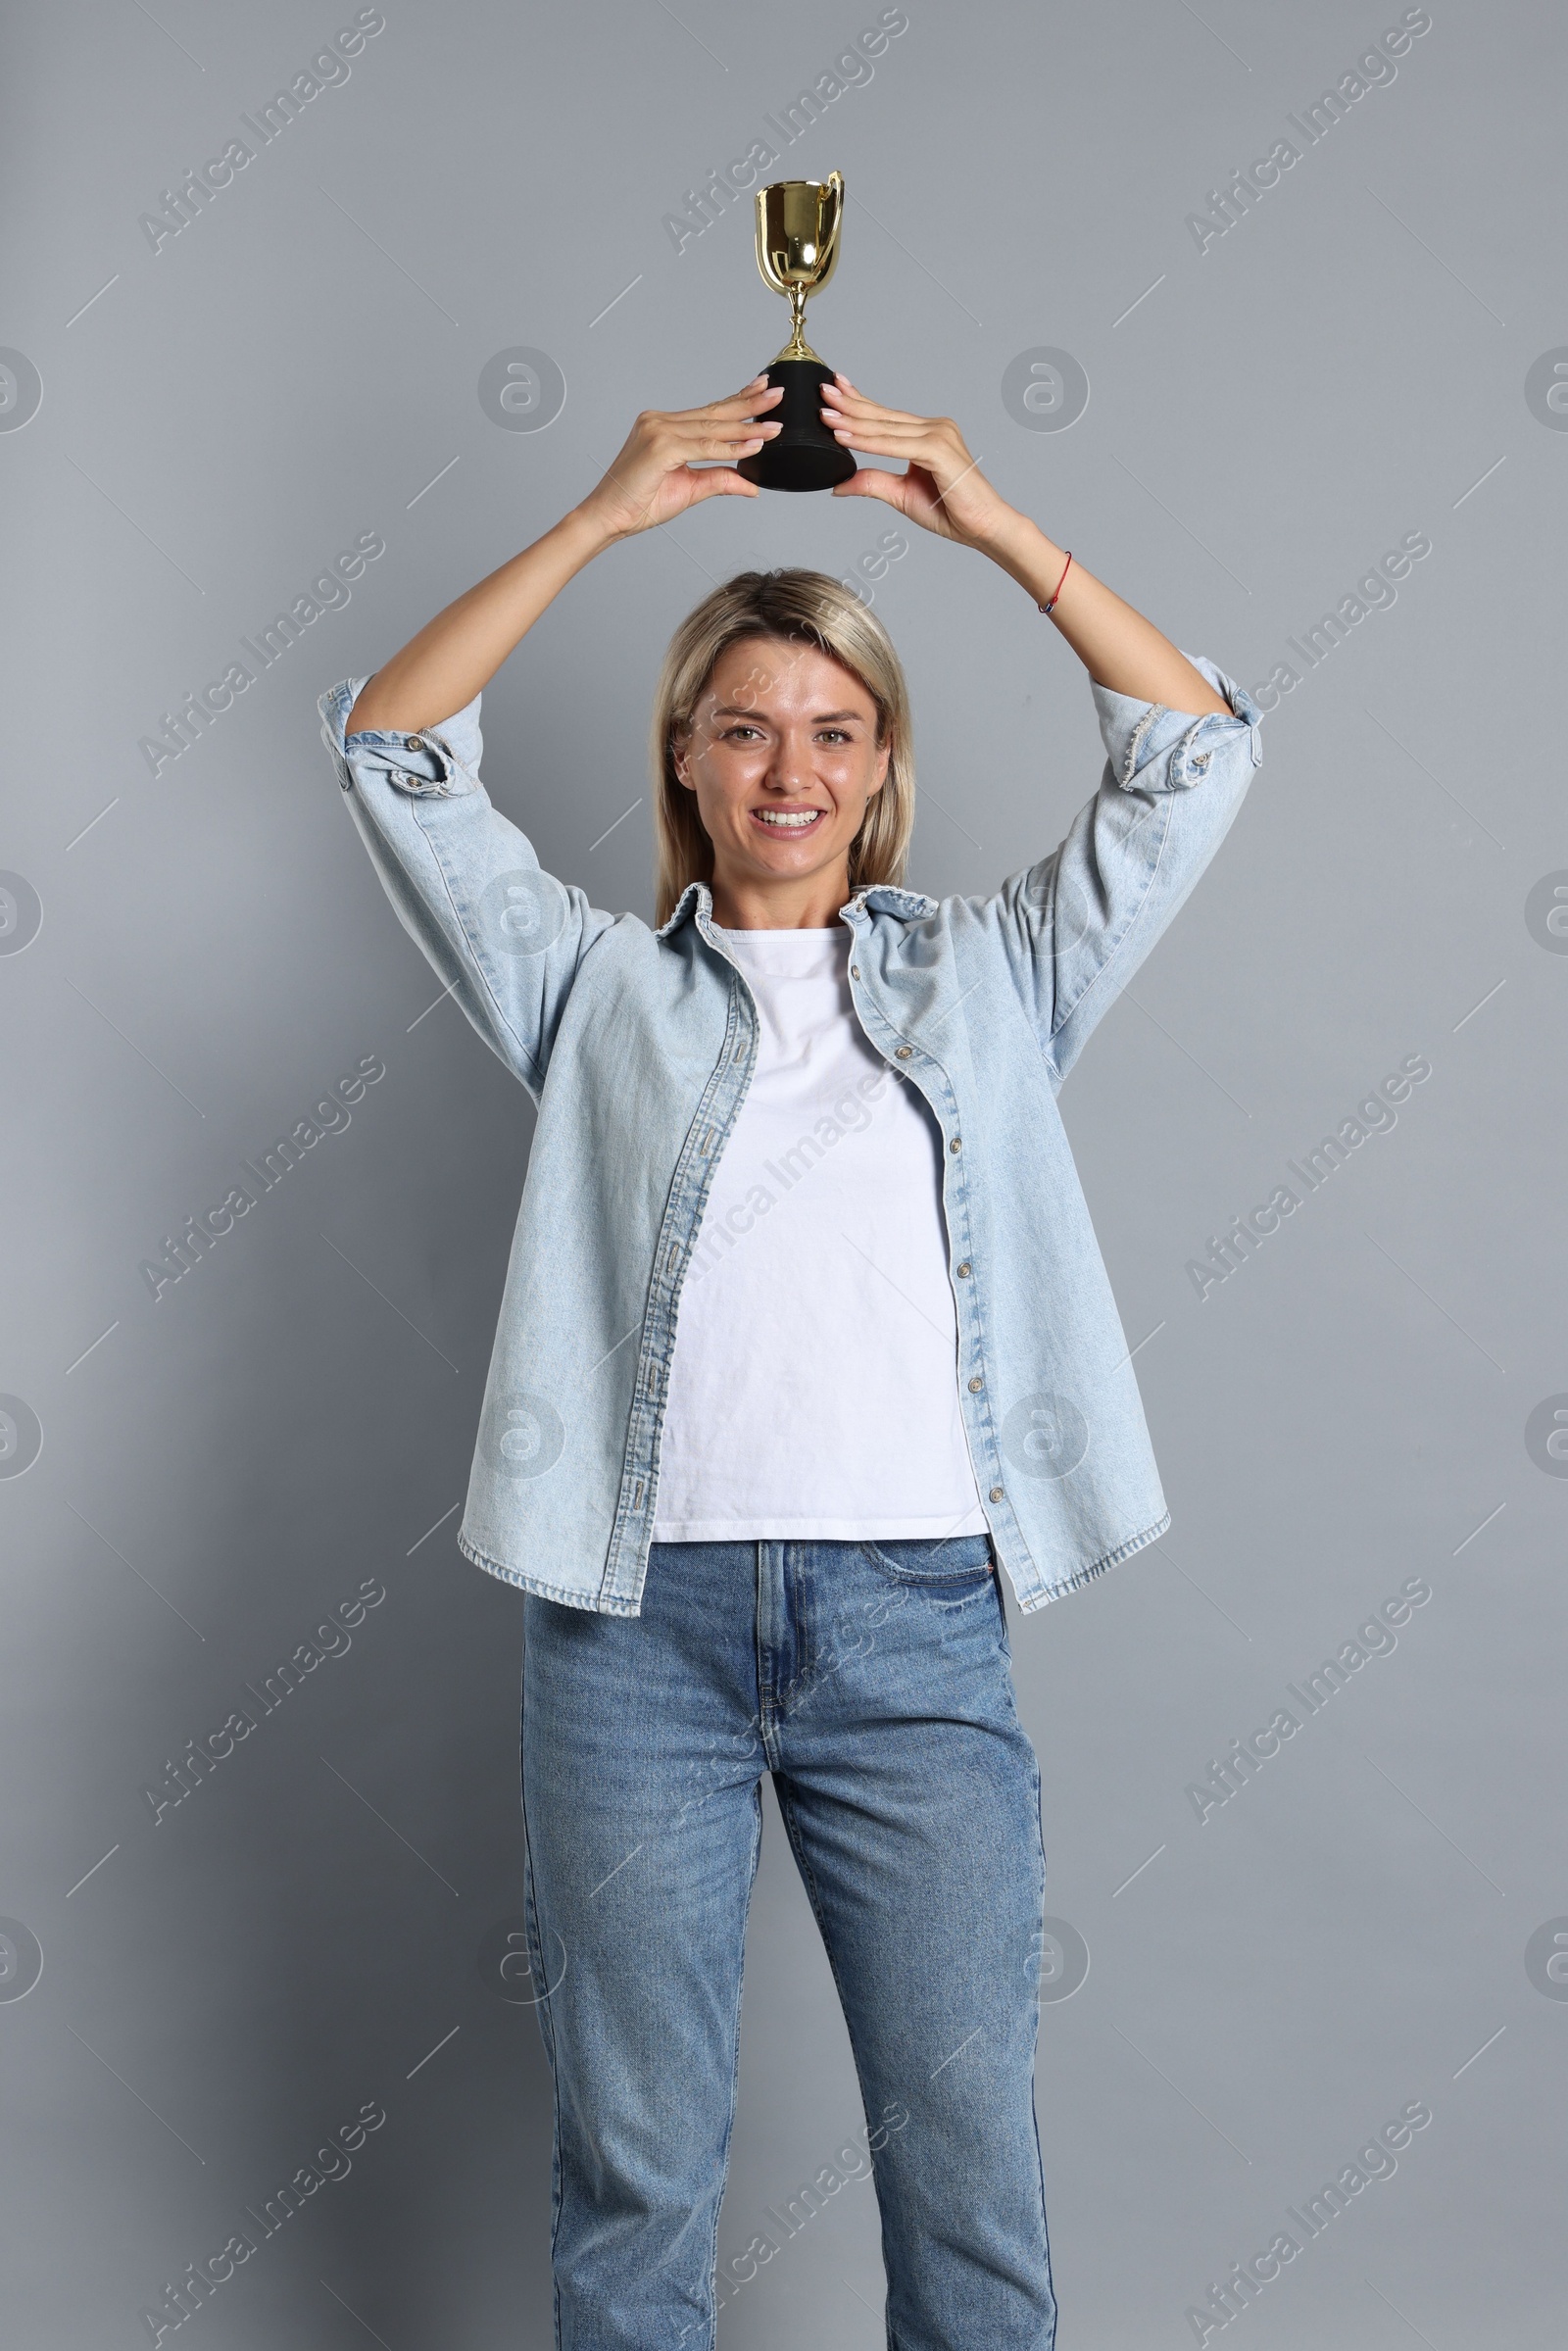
[318,657,1262,1616]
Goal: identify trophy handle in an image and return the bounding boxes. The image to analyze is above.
[812,170,844,295]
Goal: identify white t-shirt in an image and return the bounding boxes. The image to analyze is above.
[650,924,991,1543]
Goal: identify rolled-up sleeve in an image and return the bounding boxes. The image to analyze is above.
[976,654,1263,1089]
[318,677,617,1102]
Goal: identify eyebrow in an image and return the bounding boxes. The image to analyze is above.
[708,703,866,722]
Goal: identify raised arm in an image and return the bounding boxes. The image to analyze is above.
[344,375,789,736]
[322,374,790,1099]
[819,373,1233,719]
[817,372,1261,1082]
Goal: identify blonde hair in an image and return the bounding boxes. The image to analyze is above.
[648,567,916,927]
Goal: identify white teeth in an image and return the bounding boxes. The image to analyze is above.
[754,809,821,828]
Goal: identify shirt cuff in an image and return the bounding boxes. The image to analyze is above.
[318,677,485,799]
[1092,655,1263,792]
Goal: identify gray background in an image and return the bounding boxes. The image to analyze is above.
[2,0,1564,2343]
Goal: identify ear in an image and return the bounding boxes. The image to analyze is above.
[869,731,893,794]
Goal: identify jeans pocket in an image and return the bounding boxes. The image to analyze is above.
[858,1533,996,1587]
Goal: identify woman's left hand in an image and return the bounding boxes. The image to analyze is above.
[821,376,1016,549]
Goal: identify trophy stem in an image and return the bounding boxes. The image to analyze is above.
[774,286,823,365]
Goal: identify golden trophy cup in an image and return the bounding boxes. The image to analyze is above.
[737,171,858,493]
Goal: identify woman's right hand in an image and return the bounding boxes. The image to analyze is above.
[342,381,784,735]
[575,378,785,540]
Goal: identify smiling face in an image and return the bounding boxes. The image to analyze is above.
[672,634,892,930]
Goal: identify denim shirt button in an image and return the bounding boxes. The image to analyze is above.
[895,1045,912,1059]
[850,964,860,980]
[989,1485,1004,1502]
[967,1374,984,1393]
[406,735,425,751]
[956,1260,971,1277]
[949,1136,962,1152]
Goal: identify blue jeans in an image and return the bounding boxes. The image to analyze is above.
[519,1532,1058,2349]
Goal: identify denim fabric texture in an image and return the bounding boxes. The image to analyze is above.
[318,658,1262,1616]
[520,1531,1058,2350]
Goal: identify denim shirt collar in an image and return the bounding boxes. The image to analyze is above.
[655,878,939,940]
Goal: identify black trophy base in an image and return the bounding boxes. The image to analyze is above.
[736,359,857,492]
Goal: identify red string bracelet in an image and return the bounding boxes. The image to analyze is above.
[1039,550,1072,614]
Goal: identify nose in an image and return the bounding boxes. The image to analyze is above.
[762,727,812,793]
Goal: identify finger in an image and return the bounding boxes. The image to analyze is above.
[704,374,772,407]
[825,423,952,460]
[820,378,927,425]
[825,417,941,440]
[828,370,920,417]
[688,468,760,500]
[654,391,775,438]
[678,440,773,477]
[692,380,785,416]
[819,379,916,412]
[827,433,969,482]
[699,420,784,446]
[831,468,905,508]
[824,401,935,436]
[821,405,942,434]
[692,427,781,459]
[667,416,783,448]
[653,431,777,473]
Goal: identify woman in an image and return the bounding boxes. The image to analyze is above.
[321,372,1262,2349]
